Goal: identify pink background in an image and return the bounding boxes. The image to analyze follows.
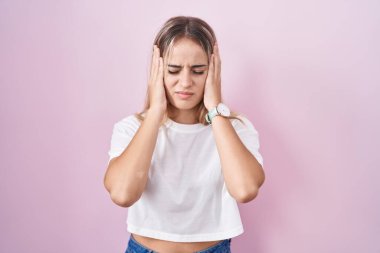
[1,0,379,252]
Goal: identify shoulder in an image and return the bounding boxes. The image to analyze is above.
[113,114,141,132]
[230,113,258,133]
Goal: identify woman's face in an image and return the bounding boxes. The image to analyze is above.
[163,37,209,113]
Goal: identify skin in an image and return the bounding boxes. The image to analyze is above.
[148,36,221,124]
[133,37,225,252]
[164,36,221,124]
[132,37,265,252]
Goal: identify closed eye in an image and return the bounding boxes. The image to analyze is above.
[168,70,205,75]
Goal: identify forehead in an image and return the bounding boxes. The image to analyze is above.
[165,37,208,64]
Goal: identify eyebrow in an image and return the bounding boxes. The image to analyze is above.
[167,64,208,68]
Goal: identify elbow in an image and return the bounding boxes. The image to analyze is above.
[109,190,137,208]
[105,180,137,208]
[258,165,265,187]
[235,187,259,203]
[103,161,137,208]
[234,168,265,203]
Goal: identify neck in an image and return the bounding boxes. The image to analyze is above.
[168,105,199,124]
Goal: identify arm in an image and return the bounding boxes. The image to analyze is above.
[103,108,162,208]
[211,115,265,203]
[203,43,265,203]
[104,45,166,208]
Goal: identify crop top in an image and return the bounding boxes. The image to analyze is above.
[107,113,264,242]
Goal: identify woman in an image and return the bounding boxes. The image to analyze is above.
[104,16,265,253]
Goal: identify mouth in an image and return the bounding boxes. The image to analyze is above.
[176,91,194,95]
[176,91,194,99]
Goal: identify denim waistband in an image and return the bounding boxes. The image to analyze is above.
[126,234,231,253]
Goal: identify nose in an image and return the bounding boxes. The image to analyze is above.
[179,69,193,88]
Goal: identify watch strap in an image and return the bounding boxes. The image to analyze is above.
[205,106,219,124]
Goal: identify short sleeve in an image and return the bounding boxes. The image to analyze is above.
[107,115,141,165]
[232,115,264,168]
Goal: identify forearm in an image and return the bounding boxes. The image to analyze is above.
[104,109,163,207]
[211,116,265,203]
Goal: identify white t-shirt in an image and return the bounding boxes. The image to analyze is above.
[107,113,264,242]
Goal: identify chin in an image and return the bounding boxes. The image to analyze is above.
[173,103,197,110]
[170,99,202,111]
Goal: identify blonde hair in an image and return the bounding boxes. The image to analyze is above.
[134,16,245,126]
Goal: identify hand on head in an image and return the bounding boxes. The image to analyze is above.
[204,43,222,111]
[148,45,167,118]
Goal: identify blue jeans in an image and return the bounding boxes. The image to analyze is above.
[125,234,232,253]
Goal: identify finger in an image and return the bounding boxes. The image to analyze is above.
[149,45,155,74]
[208,54,214,75]
[212,54,218,80]
[214,44,221,78]
[150,46,157,84]
[206,54,215,86]
[214,42,219,56]
[158,57,164,82]
[151,46,157,72]
[152,46,161,84]
[153,47,160,82]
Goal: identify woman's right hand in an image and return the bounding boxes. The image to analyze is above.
[148,45,167,118]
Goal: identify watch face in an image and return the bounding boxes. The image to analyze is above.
[217,103,231,116]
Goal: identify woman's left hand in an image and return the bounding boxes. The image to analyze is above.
[204,43,222,111]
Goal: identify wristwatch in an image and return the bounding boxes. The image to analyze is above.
[205,102,231,124]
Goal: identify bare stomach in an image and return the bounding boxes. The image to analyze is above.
[132,233,224,253]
